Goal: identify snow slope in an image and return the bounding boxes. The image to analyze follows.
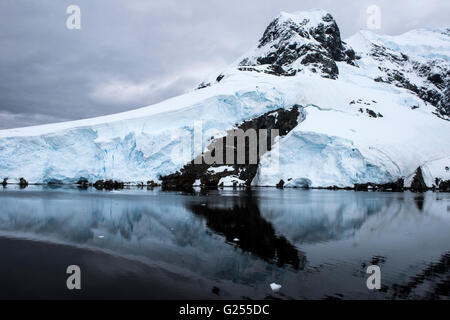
[0,10,449,187]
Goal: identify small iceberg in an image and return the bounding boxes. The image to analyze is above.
[270,283,282,291]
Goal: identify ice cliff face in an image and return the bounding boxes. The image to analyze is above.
[0,10,449,188]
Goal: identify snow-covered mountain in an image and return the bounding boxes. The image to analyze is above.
[1,9,449,189]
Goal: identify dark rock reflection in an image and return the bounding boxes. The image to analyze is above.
[390,252,450,300]
[190,196,305,270]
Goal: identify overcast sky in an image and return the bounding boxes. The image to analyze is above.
[0,0,448,129]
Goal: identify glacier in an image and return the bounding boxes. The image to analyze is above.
[0,9,449,188]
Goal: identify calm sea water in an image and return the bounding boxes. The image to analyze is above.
[0,186,449,300]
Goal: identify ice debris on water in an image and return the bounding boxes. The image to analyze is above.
[270,283,282,291]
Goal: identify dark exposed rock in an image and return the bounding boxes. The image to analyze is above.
[354,183,371,191]
[1,178,7,187]
[439,180,450,192]
[368,43,450,119]
[238,11,356,79]
[46,179,63,185]
[354,178,404,192]
[366,109,377,118]
[93,179,124,191]
[19,178,28,188]
[160,170,199,192]
[196,82,211,90]
[216,74,224,82]
[93,180,104,190]
[276,179,285,189]
[410,167,428,192]
[363,108,383,118]
[146,180,159,188]
[212,286,220,296]
[77,178,89,189]
[200,174,221,189]
[378,179,404,192]
[161,106,301,190]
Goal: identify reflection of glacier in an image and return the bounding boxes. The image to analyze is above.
[0,187,449,290]
[258,190,400,244]
[258,190,450,246]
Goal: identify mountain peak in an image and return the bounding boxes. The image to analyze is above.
[277,9,334,26]
[238,10,356,79]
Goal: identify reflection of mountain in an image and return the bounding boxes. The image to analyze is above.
[190,195,305,270]
[0,187,449,299]
[390,251,450,300]
[257,191,405,245]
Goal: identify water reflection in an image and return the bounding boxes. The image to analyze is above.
[190,194,305,270]
[390,251,450,299]
[0,186,449,299]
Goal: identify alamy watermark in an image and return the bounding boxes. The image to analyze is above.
[366,5,381,30]
[170,121,281,171]
[66,265,81,290]
[66,5,81,30]
[366,265,381,290]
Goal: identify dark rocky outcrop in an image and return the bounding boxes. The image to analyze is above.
[354,178,404,192]
[365,108,383,118]
[19,178,28,188]
[196,82,211,90]
[438,179,450,192]
[1,178,7,187]
[161,106,301,190]
[238,11,356,79]
[216,74,224,82]
[369,43,450,119]
[410,167,428,192]
[276,179,285,189]
[77,178,89,189]
[146,180,159,188]
[93,180,124,191]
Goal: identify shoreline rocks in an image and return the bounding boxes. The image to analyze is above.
[93,180,124,191]
[19,178,28,188]
[354,179,404,192]
[410,167,428,193]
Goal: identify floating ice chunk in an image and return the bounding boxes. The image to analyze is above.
[233,238,239,242]
[98,235,104,239]
[270,283,282,291]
